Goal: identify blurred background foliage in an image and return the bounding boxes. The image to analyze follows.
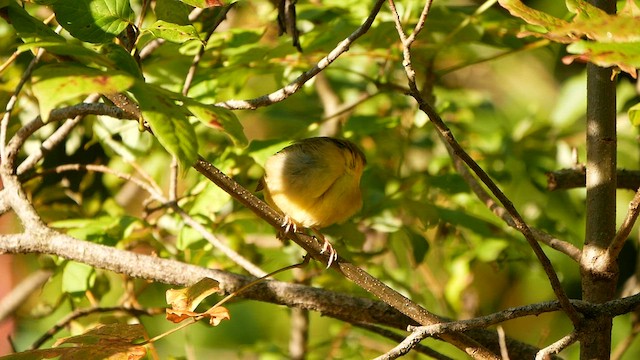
[2,0,640,358]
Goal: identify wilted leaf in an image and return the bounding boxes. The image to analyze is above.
[166,305,230,326]
[498,0,571,41]
[2,324,147,360]
[205,306,231,326]
[166,277,221,312]
[165,278,229,326]
[499,0,640,76]
[564,41,640,77]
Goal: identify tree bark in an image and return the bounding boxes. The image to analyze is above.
[581,1,618,358]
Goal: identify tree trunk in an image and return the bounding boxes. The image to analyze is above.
[581,1,618,358]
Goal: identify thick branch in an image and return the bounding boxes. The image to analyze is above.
[547,167,640,191]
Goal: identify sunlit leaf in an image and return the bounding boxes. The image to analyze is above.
[178,0,224,8]
[145,20,202,44]
[155,0,191,25]
[628,102,640,126]
[31,64,136,122]
[6,2,64,42]
[183,99,247,146]
[18,42,115,68]
[130,83,198,170]
[53,0,135,43]
[62,261,95,293]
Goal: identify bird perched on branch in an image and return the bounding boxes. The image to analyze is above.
[257,137,366,267]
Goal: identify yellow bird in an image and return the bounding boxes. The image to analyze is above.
[257,137,366,266]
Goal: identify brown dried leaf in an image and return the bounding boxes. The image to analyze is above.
[166,277,220,312]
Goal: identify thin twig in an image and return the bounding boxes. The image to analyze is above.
[611,314,640,360]
[169,157,179,201]
[16,94,102,175]
[0,15,57,162]
[448,144,581,261]
[214,0,386,110]
[534,331,579,360]
[0,269,53,322]
[609,187,640,257]
[387,0,582,327]
[5,101,136,171]
[1,48,45,163]
[497,326,510,360]
[355,323,454,360]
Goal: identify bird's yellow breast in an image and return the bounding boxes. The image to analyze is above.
[261,137,366,229]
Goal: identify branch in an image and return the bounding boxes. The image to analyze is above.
[535,331,579,360]
[449,141,581,262]
[214,0,386,110]
[0,231,414,331]
[4,228,639,357]
[609,186,640,258]
[387,0,582,328]
[355,323,455,360]
[1,44,45,163]
[192,157,497,358]
[547,167,640,191]
[5,101,136,170]
[32,163,268,278]
[0,269,52,322]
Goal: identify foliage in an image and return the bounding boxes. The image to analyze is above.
[1,0,640,359]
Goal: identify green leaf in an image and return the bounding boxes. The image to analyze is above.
[403,228,429,265]
[130,83,198,170]
[145,20,202,44]
[62,261,96,293]
[51,215,140,246]
[6,2,64,42]
[179,0,224,8]
[155,0,191,25]
[178,221,209,250]
[436,207,495,236]
[18,41,115,68]
[101,43,143,78]
[183,99,247,146]
[31,63,136,121]
[475,238,509,262]
[628,102,640,127]
[53,0,135,43]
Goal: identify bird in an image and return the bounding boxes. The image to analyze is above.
[257,137,366,267]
